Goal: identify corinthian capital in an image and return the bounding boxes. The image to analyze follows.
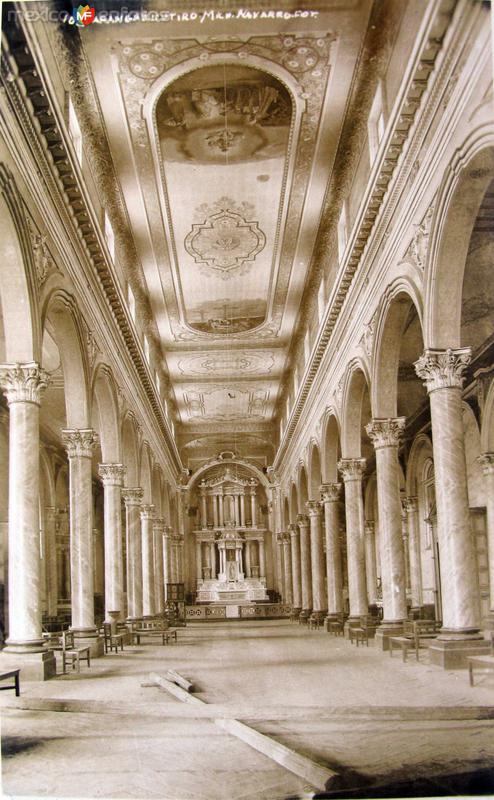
[478,453,494,475]
[306,500,322,517]
[320,483,341,503]
[121,487,143,506]
[276,532,284,544]
[402,495,418,513]
[62,428,98,459]
[414,347,471,392]
[288,523,299,537]
[140,504,155,520]
[337,458,366,482]
[297,513,309,528]
[0,362,50,405]
[153,518,167,532]
[366,417,406,449]
[98,463,126,486]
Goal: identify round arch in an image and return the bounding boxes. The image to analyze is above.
[297,464,308,512]
[139,442,153,504]
[187,456,270,493]
[289,482,298,523]
[371,284,424,418]
[42,292,90,429]
[424,134,494,348]
[308,442,322,500]
[481,378,494,453]
[121,413,139,487]
[0,167,40,362]
[341,361,371,457]
[91,365,121,463]
[321,410,341,483]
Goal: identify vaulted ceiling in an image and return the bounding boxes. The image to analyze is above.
[54,0,375,466]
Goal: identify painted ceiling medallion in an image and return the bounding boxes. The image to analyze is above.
[184,197,266,278]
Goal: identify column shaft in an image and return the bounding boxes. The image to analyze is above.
[154,520,165,614]
[282,534,293,604]
[479,455,494,619]
[297,515,312,618]
[44,507,58,617]
[289,525,302,611]
[364,522,378,606]
[99,464,126,620]
[321,484,343,618]
[141,505,155,617]
[122,489,143,619]
[307,501,326,617]
[338,460,368,620]
[259,538,266,579]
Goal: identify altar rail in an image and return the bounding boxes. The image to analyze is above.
[186,604,292,621]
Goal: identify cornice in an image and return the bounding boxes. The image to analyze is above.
[274,0,469,472]
[0,16,182,477]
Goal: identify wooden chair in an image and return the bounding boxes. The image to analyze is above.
[61,631,91,674]
[327,615,345,636]
[101,622,125,654]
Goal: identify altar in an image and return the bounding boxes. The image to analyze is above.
[194,469,269,604]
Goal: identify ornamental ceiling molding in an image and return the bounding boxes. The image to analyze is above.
[117,34,335,342]
[183,384,270,421]
[177,350,275,377]
[274,0,459,471]
[0,26,182,476]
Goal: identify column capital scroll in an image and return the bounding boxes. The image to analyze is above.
[478,453,494,475]
[0,362,50,405]
[297,513,309,528]
[98,463,126,486]
[122,487,143,506]
[320,482,341,503]
[288,523,299,536]
[366,417,406,449]
[338,458,366,481]
[153,518,167,532]
[276,532,284,544]
[414,347,471,392]
[62,428,98,459]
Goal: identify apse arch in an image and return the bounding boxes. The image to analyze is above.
[187,456,270,493]
[424,131,494,348]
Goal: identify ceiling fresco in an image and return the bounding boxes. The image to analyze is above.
[67,2,373,450]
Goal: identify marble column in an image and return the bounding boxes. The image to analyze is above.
[364,522,378,606]
[245,540,251,577]
[259,538,266,579]
[122,488,143,619]
[44,506,59,617]
[98,464,126,622]
[163,527,172,599]
[0,363,56,679]
[402,496,422,611]
[213,496,219,527]
[289,523,302,615]
[282,533,293,604]
[200,485,207,529]
[365,418,407,647]
[209,541,216,578]
[337,459,368,631]
[297,513,312,621]
[478,454,494,626]
[415,348,485,667]
[276,533,284,600]
[320,484,343,622]
[240,493,246,527]
[196,539,203,581]
[250,483,257,527]
[153,519,165,614]
[62,428,103,655]
[218,495,224,527]
[306,501,326,621]
[140,504,155,617]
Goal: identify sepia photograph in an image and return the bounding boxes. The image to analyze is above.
[0,0,493,798]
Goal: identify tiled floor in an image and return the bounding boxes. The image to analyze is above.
[2,620,494,799]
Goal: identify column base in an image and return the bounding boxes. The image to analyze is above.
[375,621,405,651]
[71,630,105,658]
[428,634,489,669]
[344,617,362,639]
[0,648,56,681]
[481,612,494,631]
[299,609,311,624]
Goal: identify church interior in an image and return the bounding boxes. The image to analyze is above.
[0,0,494,797]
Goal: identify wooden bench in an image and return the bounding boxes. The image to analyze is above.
[468,655,494,687]
[0,669,20,696]
[389,635,415,662]
[132,627,178,645]
[61,631,91,674]
[307,615,324,630]
[327,617,345,636]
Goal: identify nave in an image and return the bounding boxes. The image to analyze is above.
[2,620,494,800]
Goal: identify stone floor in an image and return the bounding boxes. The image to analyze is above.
[1,620,494,800]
